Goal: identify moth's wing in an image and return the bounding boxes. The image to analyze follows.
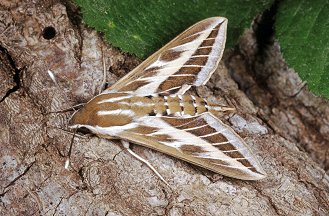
[117,113,266,180]
[107,17,227,95]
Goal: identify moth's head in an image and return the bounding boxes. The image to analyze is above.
[68,104,97,135]
[69,105,115,139]
[69,106,91,126]
[68,95,105,129]
[69,93,134,134]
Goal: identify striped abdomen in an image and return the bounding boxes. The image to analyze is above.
[70,92,232,128]
[150,94,215,116]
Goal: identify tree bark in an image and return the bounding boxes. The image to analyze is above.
[0,1,328,215]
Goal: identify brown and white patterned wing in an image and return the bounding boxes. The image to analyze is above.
[117,113,266,180]
[107,17,227,95]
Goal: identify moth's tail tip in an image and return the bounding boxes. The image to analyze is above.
[250,170,267,181]
[256,173,267,180]
[237,168,267,181]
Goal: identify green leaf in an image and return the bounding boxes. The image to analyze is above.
[275,0,329,98]
[75,0,273,58]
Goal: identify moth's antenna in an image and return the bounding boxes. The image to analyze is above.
[65,129,76,169]
[48,69,86,113]
[47,69,78,169]
[47,70,82,113]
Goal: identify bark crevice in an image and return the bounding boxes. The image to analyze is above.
[0,45,22,103]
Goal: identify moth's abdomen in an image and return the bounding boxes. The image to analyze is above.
[149,94,211,117]
[70,92,233,129]
[149,94,234,117]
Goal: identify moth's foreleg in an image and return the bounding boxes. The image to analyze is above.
[64,129,76,169]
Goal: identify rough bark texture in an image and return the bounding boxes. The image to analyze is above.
[1,1,328,216]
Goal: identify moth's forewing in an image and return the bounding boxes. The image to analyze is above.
[107,17,227,95]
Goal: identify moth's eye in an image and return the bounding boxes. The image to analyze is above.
[77,127,92,134]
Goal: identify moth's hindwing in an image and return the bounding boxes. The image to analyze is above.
[118,113,266,180]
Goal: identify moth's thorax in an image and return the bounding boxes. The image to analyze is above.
[70,92,231,128]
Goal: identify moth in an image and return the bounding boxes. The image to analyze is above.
[69,17,266,180]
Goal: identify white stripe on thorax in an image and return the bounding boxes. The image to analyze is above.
[97,109,135,117]
[97,95,132,104]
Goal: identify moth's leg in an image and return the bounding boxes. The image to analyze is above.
[121,140,170,186]
[62,129,94,169]
[64,129,76,169]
